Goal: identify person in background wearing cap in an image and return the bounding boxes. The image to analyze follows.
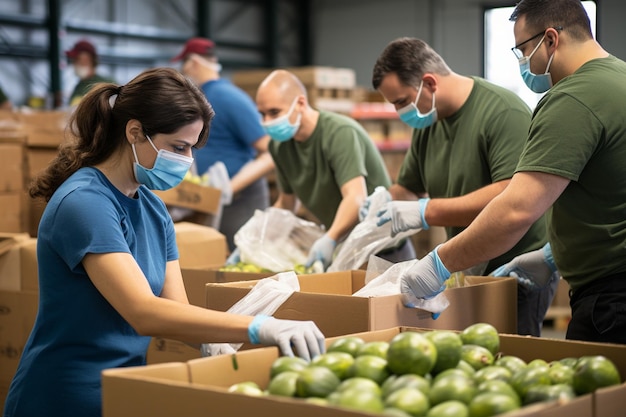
[172,37,273,252]
[248,69,416,271]
[368,37,557,337]
[65,39,115,107]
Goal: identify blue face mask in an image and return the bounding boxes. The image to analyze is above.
[518,35,555,93]
[132,135,194,191]
[397,81,437,129]
[262,97,301,142]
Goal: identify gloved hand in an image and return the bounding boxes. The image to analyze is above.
[377,198,430,237]
[305,234,336,270]
[225,247,241,266]
[359,187,391,221]
[248,315,325,362]
[400,245,450,307]
[490,243,557,290]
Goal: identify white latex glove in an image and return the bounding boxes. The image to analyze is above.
[490,243,558,290]
[359,187,391,221]
[305,233,336,270]
[248,315,325,362]
[377,198,430,237]
[400,245,450,307]
[225,247,241,266]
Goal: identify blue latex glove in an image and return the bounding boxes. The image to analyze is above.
[248,315,325,362]
[305,234,336,270]
[359,187,391,221]
[225,247,241,266]
[377,198,430,237]
[400,245,450,307]
[490,243,558,290]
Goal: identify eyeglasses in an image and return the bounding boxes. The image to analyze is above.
[511,26,563,60]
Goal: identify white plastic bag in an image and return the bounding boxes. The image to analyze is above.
[327,187,417,272]
[233,207,325,272]
[353,255,451,314]
[201,271,300,356]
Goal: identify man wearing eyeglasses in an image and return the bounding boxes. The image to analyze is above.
[398,0,626,345]
[370,37,557,337]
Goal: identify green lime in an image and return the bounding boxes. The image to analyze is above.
[295,366,341,398]
[336,377,382,396]
[473,366,512,385]
[460,323,500,355]
[269,356,308,378]
[429,374,477,406]
[425,330,463,374]
[310,351,355,380]
[509,366,551,399]
[357,341,390,359]
[267,371,299,397]
[346,354,390,385]
[524,383,576,405]
[572,355,621,395]
[387,331,437,376]
[426,400,470,417]
[494,355,527,375]
[332,388,385,413]
[476,380,520,405]
[327,336,366,357]
[460,345,494,371]
[381,373,431,399]
[385,387,430,417]
[468,392,520,417]
[228,381,264,396]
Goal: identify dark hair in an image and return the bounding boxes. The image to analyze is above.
[30,67,214,201]
[510,0,593,41]
[372,37,451,90]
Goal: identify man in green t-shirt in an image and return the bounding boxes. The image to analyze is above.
[253,69,415,270]
[370,37,557,337]
[65,40,115,107]
[398,0,626,345]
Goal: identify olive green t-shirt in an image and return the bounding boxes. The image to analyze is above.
[398,77,547,272]
[517,55,626,291]
[69,74,115,106]
[269,111,391,229]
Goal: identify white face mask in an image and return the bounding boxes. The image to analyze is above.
[74,65,91,79]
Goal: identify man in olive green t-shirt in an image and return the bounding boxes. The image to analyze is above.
[253,69,415,271]
[371,37,556,337]
[397,0,626,345]
[65,40,115,106]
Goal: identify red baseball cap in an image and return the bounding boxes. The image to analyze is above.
[171,37,215,62]
[65,40,97,59]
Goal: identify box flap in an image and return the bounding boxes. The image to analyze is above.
[154,181,221,215]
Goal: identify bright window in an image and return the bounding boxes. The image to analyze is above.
[484,2,596,110]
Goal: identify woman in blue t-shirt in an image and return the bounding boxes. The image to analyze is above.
[3,67,324,417]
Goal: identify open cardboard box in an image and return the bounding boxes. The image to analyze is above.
[205,271,518,340]
[103,326,626,417]
[146,267,276,364]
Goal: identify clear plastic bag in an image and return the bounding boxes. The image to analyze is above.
[327,187,418,272]
[201,271,300,356]
[233,207,325,272]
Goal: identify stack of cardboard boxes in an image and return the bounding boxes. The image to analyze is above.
[232,66,357,115]
[0,234,38,410]
[0,110,69,236]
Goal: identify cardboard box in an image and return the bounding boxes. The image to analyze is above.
[0,143,24,192]
[25,148,58,182]
[206,272,518,339]
[0,236,37,292]
[173,222,227,269]
[16,111,69,148]
[146,267,274,364]
[154,181,221,215]
[0,192,25,233]
[232,66,356,91]
[0,290,38,384]
[103,327,626,417]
